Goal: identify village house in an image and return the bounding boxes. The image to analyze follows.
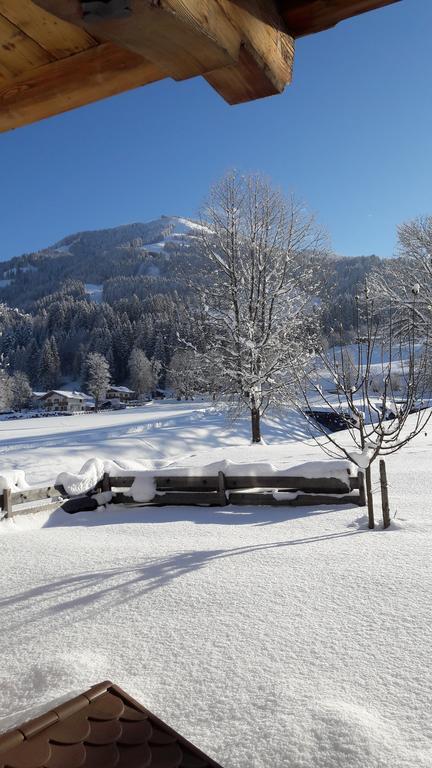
[105,386,135,403]
[38,391,92,413]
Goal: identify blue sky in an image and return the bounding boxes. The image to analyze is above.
[1,0,431,261]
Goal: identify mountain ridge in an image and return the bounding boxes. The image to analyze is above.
[0,214,382,320]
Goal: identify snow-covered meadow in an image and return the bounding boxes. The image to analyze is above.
[0,401,316,486]
[1,402,432,767]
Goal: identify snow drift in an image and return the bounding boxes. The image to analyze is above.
[54,456,356,498]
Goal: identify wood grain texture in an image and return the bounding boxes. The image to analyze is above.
[0,0,400,129]
[205,0,294,103]
[33,0,241,79]
[0,1,96,59]
[110,474,352,492]
[11,486,66,504]
[0,41,165,132]
[0,13,53,78]
[280,0,401,37]
[219,0,293,88]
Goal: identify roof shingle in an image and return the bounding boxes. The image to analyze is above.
[0,682,223,768]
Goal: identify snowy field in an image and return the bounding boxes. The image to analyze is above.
[1,403,432,767]
[0,401,316,485]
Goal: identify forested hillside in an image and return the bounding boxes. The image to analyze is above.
[0,215,382,391]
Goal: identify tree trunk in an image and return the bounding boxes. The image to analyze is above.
[251,407,261,443]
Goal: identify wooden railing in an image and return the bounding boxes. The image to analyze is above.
[0,470,364,519]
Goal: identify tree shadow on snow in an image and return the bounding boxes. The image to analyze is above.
[42,501,360,529]
[0,525,366,634]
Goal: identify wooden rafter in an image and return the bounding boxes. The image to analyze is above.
[0,42,164,132]
[280,0,402,37]
[33,0,294,103]
[206,0,294,104]
[0,0,403,132]
[33,1,242,79]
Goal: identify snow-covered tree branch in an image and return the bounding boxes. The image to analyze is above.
[193,171,327,442]
[295,286,432,527]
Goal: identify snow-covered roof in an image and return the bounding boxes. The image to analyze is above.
[41,390,91,401]
[107,386,135,394]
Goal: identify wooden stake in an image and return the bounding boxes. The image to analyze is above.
[379,459,391,529]
[365,466,375,529]
[359,415,374,529]
[3,488,12,518]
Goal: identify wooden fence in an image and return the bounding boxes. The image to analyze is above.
[0,470,364,519]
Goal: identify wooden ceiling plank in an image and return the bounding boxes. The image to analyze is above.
[0,1,96,59]
[0,13,54,77]
[281,0,401,37]
[205,0,294,104]
[32,0,242,80]
[0,41,166,132]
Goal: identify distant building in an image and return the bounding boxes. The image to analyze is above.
[39,390,91,413]
[32,391,47,408]
[105,386,135,403]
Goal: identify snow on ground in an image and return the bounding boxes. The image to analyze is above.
[84,283,103,302]
[1,404,432,767]
[0,401,315,486]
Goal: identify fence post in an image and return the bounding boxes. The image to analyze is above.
[218,471,227,506]
[379,459,391,529]
[102,473,111,493]
[3,488,12,518]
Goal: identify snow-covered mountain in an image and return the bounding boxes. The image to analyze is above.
[0,216,208,308]
[0,214,381,319]
[49,215,208,257]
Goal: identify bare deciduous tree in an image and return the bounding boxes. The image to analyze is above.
[84,352,110,411]
[167,349,202,400]
[128,347,155,399]
[0,369,11,412]
[371,215,432,337]
[10,371,32,410]
[295,288,431,528]
[195,171,325,443]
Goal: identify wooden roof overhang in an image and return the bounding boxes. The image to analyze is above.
[0,1,401,132]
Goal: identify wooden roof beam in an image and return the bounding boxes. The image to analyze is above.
[33,1,241,79]
[33,0,294,103]
[281,0,402,37]
[0,41,165,132]
[206,1,294,104]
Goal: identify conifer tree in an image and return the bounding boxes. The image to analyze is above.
[38,337,60,389]
[26,338,40,386]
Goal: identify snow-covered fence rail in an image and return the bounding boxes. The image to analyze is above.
[108,472,363,508]
[0,484,68,518]
[0,466,364,519]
